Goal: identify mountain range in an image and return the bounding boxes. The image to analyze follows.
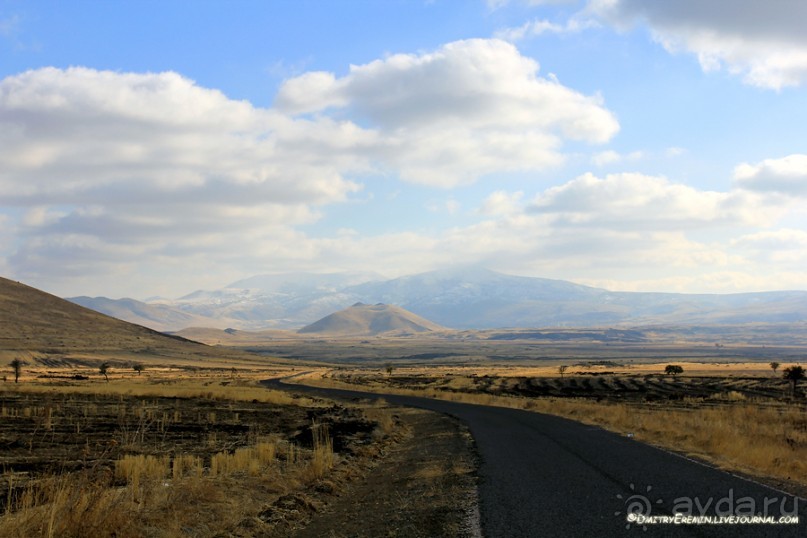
[0,276,262,367]
[68,267,807,332]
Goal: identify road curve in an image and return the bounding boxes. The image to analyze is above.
[263,379,806,537]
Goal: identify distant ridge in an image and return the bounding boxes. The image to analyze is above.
[0,276,260,366]
[298,303,444,336]
[68,296,227,332]
[66,267,807,331]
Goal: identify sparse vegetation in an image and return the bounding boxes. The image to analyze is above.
[770,361,780,375]
[783,365,805,396]
[0,371,404,537]
[664,364,683,377]
[558,365,568,378]
[98,362,110,382]
[9,358,22,383]
[301,364,807,490]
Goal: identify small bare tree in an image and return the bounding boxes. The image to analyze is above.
[770,361,780,376]
[99,362,110,383]
[558,365,569,379]
[385,364,394,377]
[10,359,22,383]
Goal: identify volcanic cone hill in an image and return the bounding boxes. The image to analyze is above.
[298,302,444,336]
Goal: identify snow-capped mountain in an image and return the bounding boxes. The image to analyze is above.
[69,267,807,331]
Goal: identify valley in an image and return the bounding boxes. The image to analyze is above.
[69,268,807,332]
[2,275,807,536]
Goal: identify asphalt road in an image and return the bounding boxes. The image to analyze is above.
[263,379,806,537]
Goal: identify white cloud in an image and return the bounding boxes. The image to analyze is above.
[591,149,642,166]
[495,17,595,42]
[528,172,775,228]
[479,191,525,216]
[311,172,794,292]
[589,0,807,89]
[0,51,620,294]
[732,229,807,265]
[489,0,582,8]
[0,67,371,291]
[276,39,619,187]
[734,154,807,197]
[425,198,462,216]
[0,68,365,206]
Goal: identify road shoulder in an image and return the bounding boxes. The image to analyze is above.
[293,407,480,538]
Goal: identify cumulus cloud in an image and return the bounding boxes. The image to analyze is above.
[479,191,525,216]
[589,0,807,89]
[276,39,619,187]
[0,45,621,294]
[528,172,775,228]
[0,67,365,206]
[0,67,371,292]
[734,154,807,197]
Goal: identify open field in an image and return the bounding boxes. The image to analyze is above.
[324,361,803,401]
[0,368,478,537]
[235,332,807,367]
[292,361,807,496]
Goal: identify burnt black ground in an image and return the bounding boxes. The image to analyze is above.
[263,379,806,537]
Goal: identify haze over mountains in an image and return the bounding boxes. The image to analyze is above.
[67,267,807,332]
[0,276,259,366]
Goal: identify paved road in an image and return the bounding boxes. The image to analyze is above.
[263,379,806,537]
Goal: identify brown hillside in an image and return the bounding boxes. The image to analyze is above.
[0,277,270,367]
[298,303,444,336]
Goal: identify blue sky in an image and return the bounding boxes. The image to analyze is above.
[2,0,807,299]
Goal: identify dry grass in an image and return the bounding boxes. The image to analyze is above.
[299,368,807,490]
[210,441,278,477]
[0,424,338,538]
[519,398,807,484]
[2,369,317,407]
[305,422,335,481]
[0,370,409,537]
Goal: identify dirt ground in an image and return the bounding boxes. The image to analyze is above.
[0,390,372,504]
[293,407,479,538]
[0,381,480,537]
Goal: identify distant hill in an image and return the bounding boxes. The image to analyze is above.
[67,267,807,331]
[173,327,299,346]
[343,267,807,328]
[298,303,444,336]
[0,276,266,367]
[68,296,227,332]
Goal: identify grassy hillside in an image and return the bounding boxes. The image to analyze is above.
[0,277,278,367]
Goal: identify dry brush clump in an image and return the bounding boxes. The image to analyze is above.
[0,426,336,537]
